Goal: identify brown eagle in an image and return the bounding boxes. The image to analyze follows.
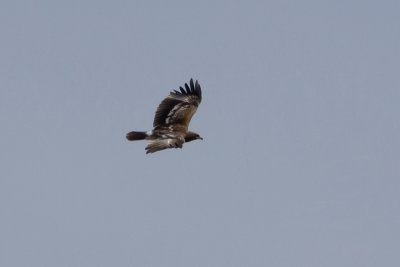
[126,79,203,154]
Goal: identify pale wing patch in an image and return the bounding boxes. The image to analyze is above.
[165,104,191,124]
[145,138,184,154]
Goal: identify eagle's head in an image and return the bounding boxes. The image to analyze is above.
[185,131,203,142]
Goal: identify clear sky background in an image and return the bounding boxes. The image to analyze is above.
[1,1,399,266]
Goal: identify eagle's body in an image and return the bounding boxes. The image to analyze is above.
[126,79,202,154]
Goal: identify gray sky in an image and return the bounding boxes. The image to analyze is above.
[1,1,399,266]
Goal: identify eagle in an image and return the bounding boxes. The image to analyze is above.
[126,79,203,154]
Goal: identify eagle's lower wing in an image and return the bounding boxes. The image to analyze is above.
[145,138,184,154]
[153,79,202,129]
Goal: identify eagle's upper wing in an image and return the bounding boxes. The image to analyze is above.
[153,79,202,129]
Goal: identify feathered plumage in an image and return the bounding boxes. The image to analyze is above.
[126,79,203,154]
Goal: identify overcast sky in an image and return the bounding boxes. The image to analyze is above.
[1,1,399,266]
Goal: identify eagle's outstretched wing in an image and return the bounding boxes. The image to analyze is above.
[153,79,202,129]
[145,138,184,154]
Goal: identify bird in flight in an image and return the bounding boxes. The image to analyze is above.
[126,79,203,154]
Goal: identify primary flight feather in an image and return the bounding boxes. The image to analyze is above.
[126,79,203,154]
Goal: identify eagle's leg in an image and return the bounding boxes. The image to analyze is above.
[173,137,184,149]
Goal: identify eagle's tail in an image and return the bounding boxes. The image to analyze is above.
[126,131,147,141]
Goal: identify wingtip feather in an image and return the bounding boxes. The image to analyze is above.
[184,83,190,93]
[189,79,195,93]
